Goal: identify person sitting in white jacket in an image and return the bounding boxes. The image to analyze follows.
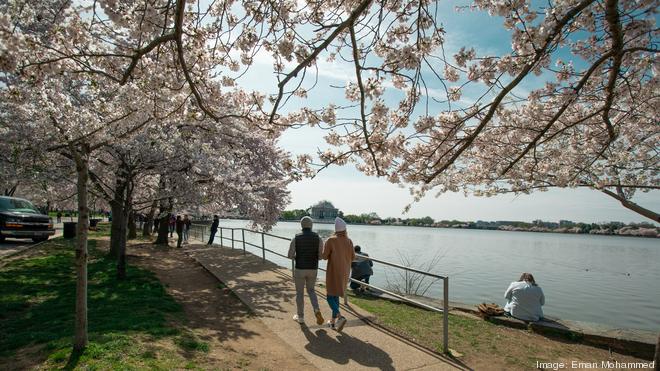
[504,272,545,322]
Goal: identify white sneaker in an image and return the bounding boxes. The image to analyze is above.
[293,314,305,324]
[335,316,347,332]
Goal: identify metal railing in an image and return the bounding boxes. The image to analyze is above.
[189,223,450,353]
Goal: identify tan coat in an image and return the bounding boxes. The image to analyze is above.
[322,231,355,297]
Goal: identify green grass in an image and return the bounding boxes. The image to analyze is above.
[88,222,112,238]
[348,293,492,354]
[88,222,152,242]
[347,293,614,369]
[348,293,532,362]
[0,236,210,370]
[174,333,210,353]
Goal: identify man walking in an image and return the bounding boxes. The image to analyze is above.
[287,216,325,325]
[322,217,355,332]
[208,215,219,245]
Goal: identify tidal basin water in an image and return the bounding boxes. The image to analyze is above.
[213,219,659,332]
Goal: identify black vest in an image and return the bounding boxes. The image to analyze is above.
[294,230,320,270]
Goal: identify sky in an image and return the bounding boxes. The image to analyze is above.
[279,129,660,224]
[235,1,660,224]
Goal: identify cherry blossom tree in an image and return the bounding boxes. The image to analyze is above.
[0,72,155,350]
[89,111,290,278]
[3,0,655,221]
[1,1,296,351]
[274,0,659,221]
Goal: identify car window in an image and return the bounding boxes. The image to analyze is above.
[0,198,41,214]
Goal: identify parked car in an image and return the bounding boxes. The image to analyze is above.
[0,196,55,242]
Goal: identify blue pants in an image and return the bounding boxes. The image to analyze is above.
[327,295,340,319]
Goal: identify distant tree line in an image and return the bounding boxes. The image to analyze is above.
[278,210,658,237]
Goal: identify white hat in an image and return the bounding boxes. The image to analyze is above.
[300,216,313,229]
[334,217,347,232]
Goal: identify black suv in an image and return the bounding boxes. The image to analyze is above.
[0,196,55,242]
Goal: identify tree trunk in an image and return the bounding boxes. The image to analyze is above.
[155,211,171,245]
[115,210,128,279]
[142,200,158,237]
[109,176,127,258]
[142,218,152,237]
[154,178,171,245]
[109,201,125,258]
[74,157,89,351]
[127,211,137,239]
[117,178,133,280]
[142,200,157,237]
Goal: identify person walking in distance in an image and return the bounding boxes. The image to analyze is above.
[287,216,325,325]
[322,217,355,332]
[208,215,219,245]
[169,214,176,237]
[175,215,184,248]
[183,214,191,243]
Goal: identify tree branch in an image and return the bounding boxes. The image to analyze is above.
[268,0,374,124]
[423,0,597,184]
[349,24,381,176]
[601,0,623,142]
[601,187,659,223]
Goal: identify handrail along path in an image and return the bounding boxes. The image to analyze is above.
[190,222,450,354]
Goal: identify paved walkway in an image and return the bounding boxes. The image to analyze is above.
[186,244,465,370]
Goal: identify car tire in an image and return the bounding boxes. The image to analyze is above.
[32,237,49,243]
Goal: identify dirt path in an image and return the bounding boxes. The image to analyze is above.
[130,243,316,370]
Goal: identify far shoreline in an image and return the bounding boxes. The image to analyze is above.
[272,218,660,239]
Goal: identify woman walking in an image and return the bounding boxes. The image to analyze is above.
[322,217,355,332]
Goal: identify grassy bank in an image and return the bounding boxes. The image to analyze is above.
[348,293,649,370]
[0,232,210,370]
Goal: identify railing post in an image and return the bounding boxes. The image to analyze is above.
[443,277,449,354]
[242,229,246,255]
[231,229,234,249]
[405,271,409,295]
[261,233,265,262]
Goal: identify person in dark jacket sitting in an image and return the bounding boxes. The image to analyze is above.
[350,245,373,293]
[287,216,325,325]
